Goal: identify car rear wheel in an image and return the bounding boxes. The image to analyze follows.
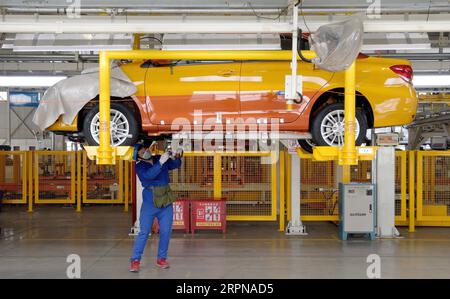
[82,103,139,146]
[311,102,368,147]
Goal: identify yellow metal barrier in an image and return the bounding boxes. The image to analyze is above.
[296,151,409,224]
[222,152,277,221]
[1,149,414,231]
[169,151,277,221]
[300,159,339,221]
[0,151,27,204]
[416,150,450,226]
[27,151,33,212]
[34,151,76,204]
[169,153,216,200]
[279,151,285,231]
[408,151,415,232]
[395,151,408,223]
[82,151,124,204]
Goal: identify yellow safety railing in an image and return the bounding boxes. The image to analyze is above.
[34,151,76,204]
[222,151,277,221]
[0,151,28,204]
[300,159,339,222]
[395,151,408,223]
[416,150,450,226]
[280,150,409,228]
[81,151,124,205]
[169,151,278,221]
[4,149,448,233]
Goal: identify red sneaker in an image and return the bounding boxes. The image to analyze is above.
[129,260,140,273]
[156,258,170,269]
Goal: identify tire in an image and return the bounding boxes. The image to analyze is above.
[82,103,139,146]
[298,139,315,153]
[311,102,368,147]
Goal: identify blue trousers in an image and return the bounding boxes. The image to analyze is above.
[131,189,173,261]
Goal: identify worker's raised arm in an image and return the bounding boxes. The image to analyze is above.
[167,157,182,170]
[136,161,162,181]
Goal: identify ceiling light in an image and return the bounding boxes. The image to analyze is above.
[0,76,67,87]
[413,75,450,88]
[162,34,281,50]
[12,33,133,52]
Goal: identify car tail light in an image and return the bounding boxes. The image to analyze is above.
[390,65,413,84]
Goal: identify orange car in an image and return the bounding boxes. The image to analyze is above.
[44,51,418,152]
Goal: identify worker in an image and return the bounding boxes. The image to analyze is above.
[129,142,183,272]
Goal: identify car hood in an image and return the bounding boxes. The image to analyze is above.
[33,64,137,131]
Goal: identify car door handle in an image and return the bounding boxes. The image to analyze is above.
[217,70,236,77]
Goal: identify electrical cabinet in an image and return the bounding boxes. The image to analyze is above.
[339,183,376,240]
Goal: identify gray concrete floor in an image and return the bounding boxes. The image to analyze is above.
[1,205,450,279]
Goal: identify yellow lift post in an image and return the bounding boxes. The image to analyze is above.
[309,60,377,165]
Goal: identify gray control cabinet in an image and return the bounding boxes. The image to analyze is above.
[339,183,376,240]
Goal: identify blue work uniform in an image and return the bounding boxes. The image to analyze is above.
[131,155,182,261]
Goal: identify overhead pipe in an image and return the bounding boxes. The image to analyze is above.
[4,6,450,15]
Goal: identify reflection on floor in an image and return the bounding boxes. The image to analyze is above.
[1,206,450,279]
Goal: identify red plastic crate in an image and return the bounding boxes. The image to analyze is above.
[191,198,227,234]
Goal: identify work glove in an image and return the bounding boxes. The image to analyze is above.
[159,152,170,165]
[175,148,184,159]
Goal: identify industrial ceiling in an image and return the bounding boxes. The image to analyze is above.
[0,0,449,91]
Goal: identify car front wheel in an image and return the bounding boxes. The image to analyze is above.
[82,103,139,146]
[311,102,368,148]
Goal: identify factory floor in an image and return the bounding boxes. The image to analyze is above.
[1,205,450,279]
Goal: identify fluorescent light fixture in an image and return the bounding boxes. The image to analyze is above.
[13,33,133,52]
[363,32,431,51]
[163,33,281,50]
[0,76,67,87]
[413,75,450,88]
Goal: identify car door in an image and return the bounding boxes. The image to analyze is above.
[144,60,241,126]
[239,60,333,124]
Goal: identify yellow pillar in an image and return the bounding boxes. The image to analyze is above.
[400,152,407,221]
[98,51,113,165]
[341,61,358,165]
[342,165,351,183]
[213,153,222,199]
[76,151,81,213]
[132,34,142,50]
[408,151,415,232]
[286,152,291,221]
[13,154,20,184]
[27,151,33,213]
[124,160,129,212]
[279,150,285,232]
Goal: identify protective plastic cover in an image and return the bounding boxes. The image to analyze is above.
[33,63,137,131]
[309,15,364,72]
